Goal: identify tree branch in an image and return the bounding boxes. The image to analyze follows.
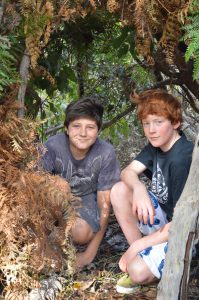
[102,104,135,129]
[181,85,199,114]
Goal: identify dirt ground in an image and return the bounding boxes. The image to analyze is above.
[58,213,199,300]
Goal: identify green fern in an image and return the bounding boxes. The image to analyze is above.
[0,36,19,95]
[183,2,199,80]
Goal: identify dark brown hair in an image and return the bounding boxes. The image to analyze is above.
[64,97,104,130]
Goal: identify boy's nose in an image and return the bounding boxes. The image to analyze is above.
[80,127,87,136]
[149,122,156,132]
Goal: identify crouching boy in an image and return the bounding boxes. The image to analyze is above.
[111,89,193,293]
[41,97,120,269]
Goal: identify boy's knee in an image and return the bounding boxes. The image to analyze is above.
[127,256,155,284]
[110,181,129,205]
[127,260,145,283]
[72,218,94,244]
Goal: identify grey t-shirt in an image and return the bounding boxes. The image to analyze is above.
[41,133,120,197]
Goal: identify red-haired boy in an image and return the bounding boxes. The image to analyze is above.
[111,89,193,293]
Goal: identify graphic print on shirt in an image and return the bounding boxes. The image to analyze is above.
[151,163,168,204]
[65,156,102,196]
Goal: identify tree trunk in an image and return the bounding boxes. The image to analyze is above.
[0,0,5,24]
[76,55,85,98]
[17,50,30,118]
[157,133,199,300]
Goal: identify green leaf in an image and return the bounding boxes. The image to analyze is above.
[48,101,58,113]
[117,43,130,58]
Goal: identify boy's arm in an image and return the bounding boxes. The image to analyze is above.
[121,160,155,225]
[120,222,171,272]
[76,190,110,268]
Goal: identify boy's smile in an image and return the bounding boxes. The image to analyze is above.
[142,114,181,152]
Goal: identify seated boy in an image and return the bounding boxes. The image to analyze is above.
[111,89,193,293]
[41,97,120,268]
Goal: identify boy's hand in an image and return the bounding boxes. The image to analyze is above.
[119,243,139,272]
[76,251,95,269]
[121,161,155,225]
[119,255,128,272]
[132,185,155,225]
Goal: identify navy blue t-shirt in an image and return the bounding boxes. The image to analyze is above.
[135,132,193,220]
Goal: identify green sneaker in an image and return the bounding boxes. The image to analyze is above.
[116,274,140,294]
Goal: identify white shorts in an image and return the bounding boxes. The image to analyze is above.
[137,191,168,279]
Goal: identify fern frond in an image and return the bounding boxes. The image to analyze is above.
[185,35,199,61]
[10,138,23,153]
[183,14,199,38]
[183,2,199,80]
[0,36,18,94]
[192,50,199,80]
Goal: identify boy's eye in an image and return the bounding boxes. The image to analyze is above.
[142,120,164,127]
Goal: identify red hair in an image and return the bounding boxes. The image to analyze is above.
[130,89,182,124]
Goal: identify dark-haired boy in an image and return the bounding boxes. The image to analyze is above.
[111,89,193,293]
[42,97,120,268]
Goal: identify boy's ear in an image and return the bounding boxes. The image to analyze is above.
[65,126,68,134]
[173,121,181,129]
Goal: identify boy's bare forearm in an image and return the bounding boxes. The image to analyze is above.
[121,167,141,190]
[81,190,111,262]
[121,160,146,188]
[133,222,171,253]
[83,213,109,260]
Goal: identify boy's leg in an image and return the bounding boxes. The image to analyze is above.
[111,181,142,245]
[129,193,168,282]
[125,242,168,285]
[116,192,168,292]
[127,255,156,284]
[71,193,100,245]
[117,242,168,293]
[71,218,94,244]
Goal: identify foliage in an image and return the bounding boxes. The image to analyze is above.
[0,36,19,95]
[183,0,199,80]
[39,18,155,140]
[0,100,77,298]
[101,118,130,145]
[1,0,199,119]
[106,0,193,65]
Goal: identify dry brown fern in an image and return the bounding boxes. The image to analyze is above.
[0,101,78,298]
[33,65,56,86]
[20,0,99,68]
[107,0,121,13]
[21,0,54,68]
[132,0,192,65]
[158,13,182,64]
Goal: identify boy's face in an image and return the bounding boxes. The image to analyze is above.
[142,114,180,152]
[66,117,99,157]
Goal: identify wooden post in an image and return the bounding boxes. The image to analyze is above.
[157,133,199,299]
